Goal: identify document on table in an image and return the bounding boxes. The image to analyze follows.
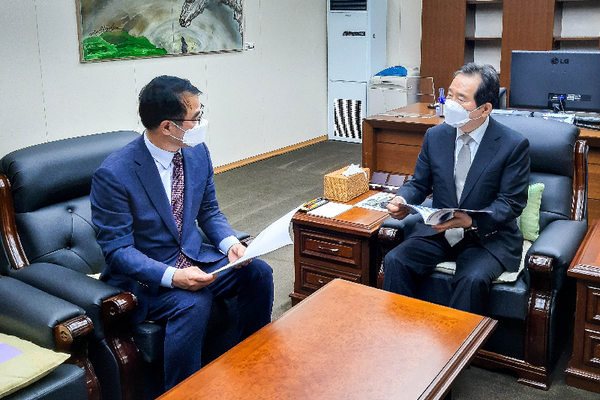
[307,202,353,218]
[211,207,298,275]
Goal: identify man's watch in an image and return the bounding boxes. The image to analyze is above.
[465,219,478,234]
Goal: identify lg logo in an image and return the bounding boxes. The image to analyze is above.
[551,57,569,65]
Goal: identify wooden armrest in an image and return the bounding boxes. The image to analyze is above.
[378,226,402,243]
[240,236,253,247]
[102,292,138,321]
[528,254,553,293]
[0,174,28,269]
[55,314,101,400]
[102,292,143,400]
[55,314,94,353]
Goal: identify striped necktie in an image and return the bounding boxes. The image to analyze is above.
[171,152,193,268]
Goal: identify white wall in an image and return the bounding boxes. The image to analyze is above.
[0,0,329,167]
[0,0,423,166]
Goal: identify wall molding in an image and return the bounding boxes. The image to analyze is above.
[214,136,328,174]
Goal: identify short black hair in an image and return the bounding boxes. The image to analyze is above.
[138,75,202,130]
[455,63,499,108]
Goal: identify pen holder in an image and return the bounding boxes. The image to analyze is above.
[324,166,370,202]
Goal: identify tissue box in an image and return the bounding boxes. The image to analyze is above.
[324,166,370,202]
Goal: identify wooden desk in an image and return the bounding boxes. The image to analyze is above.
[290,190,389,305]
[363,103,600,220]
[158,279,497,400]
[566,220,600,393]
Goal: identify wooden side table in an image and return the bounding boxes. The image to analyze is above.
[290,191,389,305]
[566,219,600,393]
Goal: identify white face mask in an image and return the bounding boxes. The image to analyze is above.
[170,118,209,147]
[444,99,484,128]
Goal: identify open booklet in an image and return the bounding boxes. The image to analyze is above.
[211,207,298,275]
[404,204,492,225]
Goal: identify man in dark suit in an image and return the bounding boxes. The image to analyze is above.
[90,75,274,391]
[383,63,530,314]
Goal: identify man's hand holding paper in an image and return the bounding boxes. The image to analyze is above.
[386,196,410,220]
[227,242,250,268]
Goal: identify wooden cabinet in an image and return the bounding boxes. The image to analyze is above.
[421,0,600,95]
[567,220,600,394]
[290,191,389,305]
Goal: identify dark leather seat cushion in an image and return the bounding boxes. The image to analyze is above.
[5,364,87,400]
[419,270,529,320]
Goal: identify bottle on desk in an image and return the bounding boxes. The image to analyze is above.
[436,88,445,117]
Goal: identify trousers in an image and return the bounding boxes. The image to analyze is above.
[145,258,274,391]
[382,232,504,315]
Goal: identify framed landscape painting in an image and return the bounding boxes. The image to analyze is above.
[76,0,244,62]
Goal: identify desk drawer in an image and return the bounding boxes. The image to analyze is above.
[300,262,361,293]
[583,329,600,369]
[299,230,361,268]
[586,286,600,324]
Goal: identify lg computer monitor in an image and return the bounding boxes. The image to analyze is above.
[509,50,600,113]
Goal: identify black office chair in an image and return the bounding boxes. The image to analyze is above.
[0,131,249,399]
[378,115,588,389]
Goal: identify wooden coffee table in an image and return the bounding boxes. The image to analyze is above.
[158,279,497,400]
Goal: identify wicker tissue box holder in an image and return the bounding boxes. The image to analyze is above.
[324,166,370,202]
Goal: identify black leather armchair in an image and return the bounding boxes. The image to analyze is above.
[0,275,93,400]
[378,115,588,389]
[0,131,247,399]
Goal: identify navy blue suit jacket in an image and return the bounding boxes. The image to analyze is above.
[397,117,530,272]
[91,135,235,322]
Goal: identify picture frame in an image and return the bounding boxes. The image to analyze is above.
[76,0,244,62]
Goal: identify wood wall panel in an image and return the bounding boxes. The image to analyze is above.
[421,0,467,93]
[375,143,421,175]
[500,0,556,90]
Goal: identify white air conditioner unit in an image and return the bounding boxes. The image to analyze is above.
[328,0,387,143]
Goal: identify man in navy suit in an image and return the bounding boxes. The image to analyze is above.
[383,63,530,314]
[90,76,274,391]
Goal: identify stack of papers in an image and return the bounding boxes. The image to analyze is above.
[307,202,353,218]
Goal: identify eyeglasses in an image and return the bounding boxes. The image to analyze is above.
[171,105,204,123]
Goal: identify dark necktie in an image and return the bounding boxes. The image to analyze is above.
[171,152,193,269]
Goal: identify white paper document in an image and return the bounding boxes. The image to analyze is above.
[307,202,353,218]
[211,207,298,275]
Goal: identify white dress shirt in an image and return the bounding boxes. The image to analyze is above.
[453,116,489,171]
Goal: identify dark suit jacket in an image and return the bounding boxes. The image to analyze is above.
[398,117,530,272]
[90,135,235,322]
